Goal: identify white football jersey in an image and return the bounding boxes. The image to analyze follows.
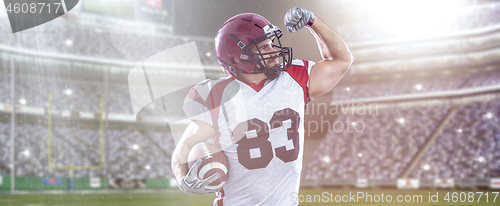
[184,59,314,206]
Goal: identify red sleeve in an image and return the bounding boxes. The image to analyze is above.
[183,77,235,129]
[285,59,313,104]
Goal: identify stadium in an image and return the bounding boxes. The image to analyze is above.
[0,0,499,205]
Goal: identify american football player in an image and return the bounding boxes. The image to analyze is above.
[172,7,353,206]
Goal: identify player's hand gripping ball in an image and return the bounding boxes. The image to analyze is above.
[180,142,228,194]
[284,7,315,33]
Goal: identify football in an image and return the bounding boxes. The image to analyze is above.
[187,142,228,187]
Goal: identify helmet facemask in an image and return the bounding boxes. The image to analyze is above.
[240,24,293,80]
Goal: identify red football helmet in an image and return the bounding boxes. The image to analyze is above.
[215,13,292,80]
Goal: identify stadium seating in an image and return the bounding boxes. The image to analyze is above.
[0,123,10,175]
[0,1,499,182]
[0,2,498,64]
[0,72,9,104]
[0,122,174,178]
[0,21,218,66]
[331,69,500,101]
[302,105,450,180]
[409,99,500,178]
[302,98,500,180]
[0,67,496,114]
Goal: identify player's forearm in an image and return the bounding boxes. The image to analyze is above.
[171,120,217,182]
[171,143,190,182]
[308,16,353,64]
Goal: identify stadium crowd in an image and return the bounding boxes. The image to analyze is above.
[302,98,500,180]
[3,95,497,180]
[0,67,497,115]
[0,2,498,63]
[0,1,499,182]
[0,123,174,178]
[331,68,500,101]
[0,20,218,66]
[409,99,500,179]
[302,105,450,180]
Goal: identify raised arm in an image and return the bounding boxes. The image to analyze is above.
[307,16,353,99]
[285,7,354,99]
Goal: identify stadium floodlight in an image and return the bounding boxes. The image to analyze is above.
[485,112,493,119]
[478,157,485,163]
[415,84,422,90]
[322,156,330,163]
[19,98,26,105]
[132,144,139,150]
[65,89,72,95]
[423,164,430,171]
[398,118,405,124]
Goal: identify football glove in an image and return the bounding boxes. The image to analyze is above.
[178,159,224,194]
[284,7,315,33]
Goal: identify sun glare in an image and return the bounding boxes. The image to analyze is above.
[354,0,465,40]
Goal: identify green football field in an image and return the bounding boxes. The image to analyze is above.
[0,189,498,206]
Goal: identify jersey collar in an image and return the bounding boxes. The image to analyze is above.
[240,78,267,92]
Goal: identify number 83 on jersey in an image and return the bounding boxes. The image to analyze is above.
[232,108,301,170]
